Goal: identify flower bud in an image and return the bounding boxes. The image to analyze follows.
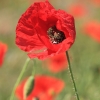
[23,76,35,99]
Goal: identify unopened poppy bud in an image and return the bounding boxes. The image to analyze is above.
[32,97,39,100]
[23,76,35,99]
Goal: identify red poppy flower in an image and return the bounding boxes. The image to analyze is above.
[91,0,100,6]
[68,3,87,18]
[0,42,7,67]
[83,21,100,42]
[15,75,65,100]
[44,53,68,73]
[16,0,76,60]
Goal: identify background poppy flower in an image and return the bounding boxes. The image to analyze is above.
[83,21,100,42]
[92,0,100,6]
[67,3,87,18]
[0,42,7,67]
[16,0,76,60]
[15,75,65,100]
[44,53,68,73]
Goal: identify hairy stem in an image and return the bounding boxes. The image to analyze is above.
[66,51,79,100]
[9,58,30,100]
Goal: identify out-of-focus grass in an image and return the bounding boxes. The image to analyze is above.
[0,0,100,100]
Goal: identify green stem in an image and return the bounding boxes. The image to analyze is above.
[66,51,79,100]
[9,58,30,100]
[31,60,36,76]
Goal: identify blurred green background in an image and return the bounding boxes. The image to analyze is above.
[0,0,100,100]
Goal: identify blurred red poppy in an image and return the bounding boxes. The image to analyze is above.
[45,53,68,73]
[0,42,7,66]
[15,75,65,100]
[68,3,87,18]
[16,0,76,60]
[83,21,100,42]
[92,0,100,6]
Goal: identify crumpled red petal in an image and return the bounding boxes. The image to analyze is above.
[16,0,76,60]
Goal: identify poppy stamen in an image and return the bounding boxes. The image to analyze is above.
[47,26,66,44]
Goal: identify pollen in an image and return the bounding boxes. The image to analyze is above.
[47,26,66,44]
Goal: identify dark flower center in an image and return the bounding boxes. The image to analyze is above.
[47,26,66,44]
